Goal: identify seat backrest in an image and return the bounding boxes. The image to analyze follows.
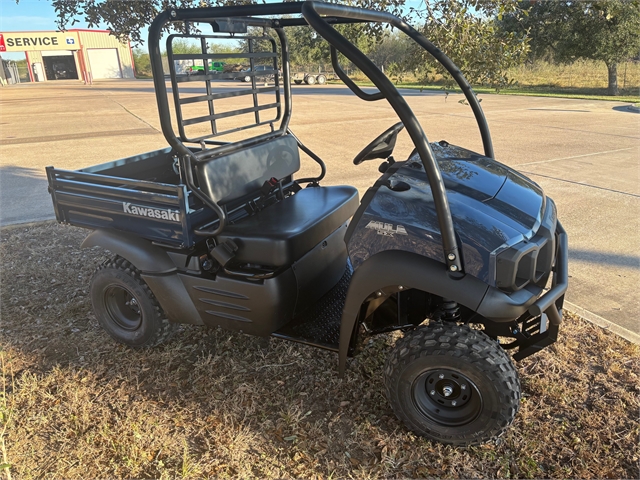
[195,135,300,205]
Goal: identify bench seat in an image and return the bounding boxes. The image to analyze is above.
[218,185,359,267]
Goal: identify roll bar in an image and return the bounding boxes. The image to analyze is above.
[148,1,496,271]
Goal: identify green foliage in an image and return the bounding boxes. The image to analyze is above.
[44,0,530,91]
[406,0,530,91]
[287,26,325,67]
[166,38,201,55]
[285,23,376,68]
[500,0,640,95]
[132,48,151,77]
[208,42,241,56]
[367,32,412,72]
[47,0,405,45]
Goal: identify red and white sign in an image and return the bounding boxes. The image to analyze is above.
[0,31,79,52]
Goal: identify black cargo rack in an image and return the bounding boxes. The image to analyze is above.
[166,32,284,145]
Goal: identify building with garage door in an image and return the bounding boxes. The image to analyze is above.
[0,29,134,83]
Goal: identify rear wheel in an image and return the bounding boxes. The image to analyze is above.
[316,74,327,85]
[305,75,316,85]
[384,323,520,446]
[294,79,303,85]
[90,256,177,347]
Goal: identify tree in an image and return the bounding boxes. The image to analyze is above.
[165,38,202,55]
[132,48,151,77]
[368,32,412,72]
[48,0,405,45]
[46,0,530,89]
[403,0,530,90]
[501,0,640,95]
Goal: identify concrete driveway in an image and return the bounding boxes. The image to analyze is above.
[1,79,638,335]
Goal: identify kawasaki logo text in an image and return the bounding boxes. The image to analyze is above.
[123,202,180,222]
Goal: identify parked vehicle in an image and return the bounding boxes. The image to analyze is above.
[47,1,567,446]
[188,60,225,75]
[236,64,282,82]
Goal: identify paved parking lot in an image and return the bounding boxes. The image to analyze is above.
[1,79,638,335]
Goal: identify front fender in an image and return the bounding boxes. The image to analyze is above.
[338,250,490,375]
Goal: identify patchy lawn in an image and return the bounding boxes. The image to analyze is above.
[1,222,638,479]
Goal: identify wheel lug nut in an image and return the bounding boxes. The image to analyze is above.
[461,384,466,390]
[430,390,436,395]
[451,400,457,406]
[438,374,444,379]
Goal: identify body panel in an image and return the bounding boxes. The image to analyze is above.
[347,145,546,284]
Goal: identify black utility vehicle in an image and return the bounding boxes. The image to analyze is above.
[47,1,568,446]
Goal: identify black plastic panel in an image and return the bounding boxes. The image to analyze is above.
[179,268,297,336]
[273,263,352,350]
[292,221,350,313]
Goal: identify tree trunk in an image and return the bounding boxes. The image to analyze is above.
[607,62,619,96]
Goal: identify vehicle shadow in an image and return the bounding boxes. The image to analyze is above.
[570,248,639,270]
[612,105,640,114]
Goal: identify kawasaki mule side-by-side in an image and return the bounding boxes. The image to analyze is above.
[47,2,568,445]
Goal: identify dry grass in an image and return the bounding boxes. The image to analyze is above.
[1,222,638,479]
[509,59,640,91]
[351,59,640,101]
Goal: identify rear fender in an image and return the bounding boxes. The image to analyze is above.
[338,250,489,375]
[82,229,203,325]
[81,228,176,274]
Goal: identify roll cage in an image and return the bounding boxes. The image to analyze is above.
[148,1,495,274]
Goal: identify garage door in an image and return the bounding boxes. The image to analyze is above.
[87,49,122,79]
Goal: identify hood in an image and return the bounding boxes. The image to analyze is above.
[346,142,549,282]
[407,143,545,235]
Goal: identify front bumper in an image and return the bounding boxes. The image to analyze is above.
[480,221,568,360]
[527,221,568,327]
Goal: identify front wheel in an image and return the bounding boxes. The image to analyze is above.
[90,256,177,347]
[384,323,520,446]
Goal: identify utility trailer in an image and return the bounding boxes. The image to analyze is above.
[291,70,331,85]
[47,1,568,446]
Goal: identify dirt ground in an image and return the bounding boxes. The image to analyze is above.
[0,221,638,479]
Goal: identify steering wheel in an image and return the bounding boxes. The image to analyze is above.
[353,122,404,165]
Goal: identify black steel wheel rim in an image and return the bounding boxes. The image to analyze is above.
[411,368,482,427]
[104,285,142,331]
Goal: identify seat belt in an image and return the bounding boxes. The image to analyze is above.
[255,177,301,209]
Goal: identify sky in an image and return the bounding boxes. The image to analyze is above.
[0,0,424,59]
[1,0,96,59]
[1,0,94,32]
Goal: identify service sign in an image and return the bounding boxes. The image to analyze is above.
[0,31,80,52]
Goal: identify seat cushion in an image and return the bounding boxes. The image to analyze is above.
[218,186,359,267]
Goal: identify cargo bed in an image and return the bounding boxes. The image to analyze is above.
[46,148,216,248]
